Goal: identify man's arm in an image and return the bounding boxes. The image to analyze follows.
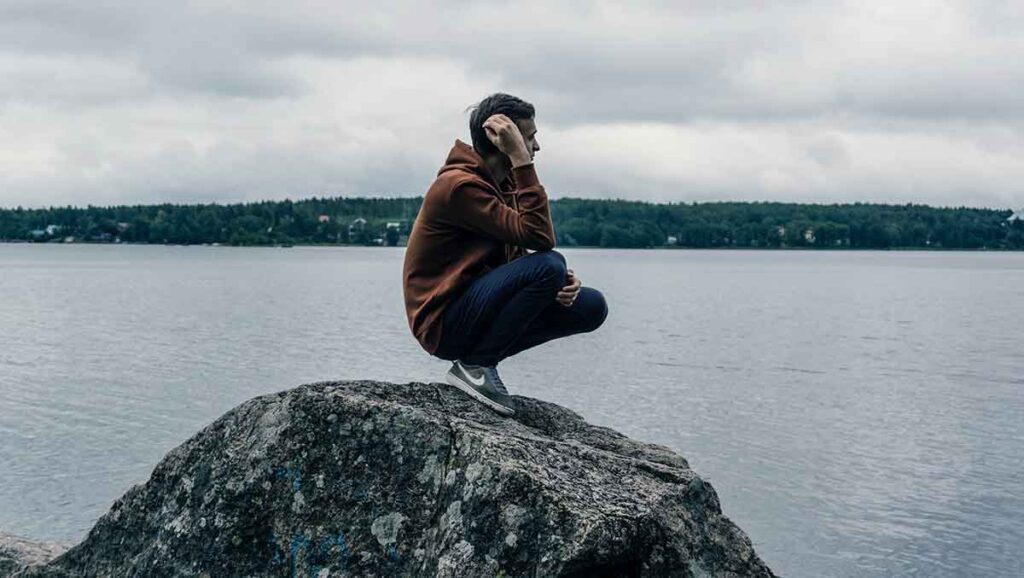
[448,164,556,251]
[507,244,529,263]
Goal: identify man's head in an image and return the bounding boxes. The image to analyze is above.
[468,93,540,162]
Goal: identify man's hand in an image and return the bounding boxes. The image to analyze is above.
[556,268,582,307]
[483,114,532,167]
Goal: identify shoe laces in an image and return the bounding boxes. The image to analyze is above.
[481,366,509,395]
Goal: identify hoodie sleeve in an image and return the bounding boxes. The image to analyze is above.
[448,164,556,251]
[507,245,529,263]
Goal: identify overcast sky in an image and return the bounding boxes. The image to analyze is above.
[2,0,1023,209]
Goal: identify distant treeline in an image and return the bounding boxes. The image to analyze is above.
[2,197,1022,250]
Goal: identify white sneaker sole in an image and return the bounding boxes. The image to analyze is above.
[445,372,515,416]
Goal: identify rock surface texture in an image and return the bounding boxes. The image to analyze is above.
[0,534,67,577]
[10,380,775,577]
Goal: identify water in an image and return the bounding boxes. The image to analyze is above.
[1,244,1022,577]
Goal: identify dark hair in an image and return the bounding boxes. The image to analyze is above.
[467,93,535,158]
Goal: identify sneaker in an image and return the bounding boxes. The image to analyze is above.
[445,360,515,416]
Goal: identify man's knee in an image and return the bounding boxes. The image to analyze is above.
[580,287,608,332]
[531,249,567,280]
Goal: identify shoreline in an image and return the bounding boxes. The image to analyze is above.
[2,241,1023,252]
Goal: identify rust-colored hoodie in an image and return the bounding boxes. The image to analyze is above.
[402,139,556,355]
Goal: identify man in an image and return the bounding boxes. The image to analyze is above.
[402,93,609,416]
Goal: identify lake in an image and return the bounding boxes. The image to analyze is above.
[1,244,1022,577]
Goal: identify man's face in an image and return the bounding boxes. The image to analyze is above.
[515,117,540,161]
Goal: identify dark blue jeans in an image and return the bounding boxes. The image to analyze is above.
[434,249,608,367]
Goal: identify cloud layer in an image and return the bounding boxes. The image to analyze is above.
[1,0,1022,208]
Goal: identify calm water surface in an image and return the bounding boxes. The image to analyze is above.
[1,245,1022,577]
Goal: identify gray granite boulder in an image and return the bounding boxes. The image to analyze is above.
[0,534,67,577]
[15,380,774,577]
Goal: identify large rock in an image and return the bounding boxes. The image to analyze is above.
[15,380,774,577]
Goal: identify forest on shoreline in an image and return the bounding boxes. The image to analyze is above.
[2,197,1022,250]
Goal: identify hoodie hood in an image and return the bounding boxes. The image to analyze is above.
[434,139,523,272]
[438,139,512,194]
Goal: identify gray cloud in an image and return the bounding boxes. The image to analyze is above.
[1,0,1022,208]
